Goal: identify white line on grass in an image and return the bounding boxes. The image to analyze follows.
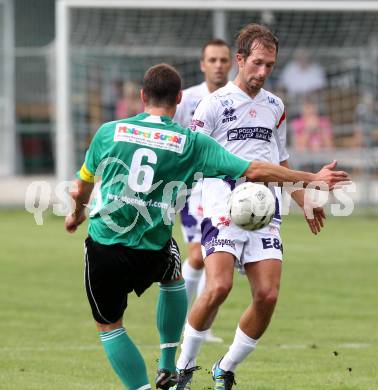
[278,344,307,349]
[338,343,371,349]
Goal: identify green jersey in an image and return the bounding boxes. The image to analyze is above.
[79,113,250,250]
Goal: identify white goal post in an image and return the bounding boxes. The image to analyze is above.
[0,0,15,176]
[56,0,378,184]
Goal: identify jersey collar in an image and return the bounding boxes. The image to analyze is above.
[138,112,173,125]
[229,81,265,102]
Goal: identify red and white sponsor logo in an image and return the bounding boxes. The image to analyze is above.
[190,119,205,131]
[217,215,231,227]
[114,123,186,153]
[250,109,257,118]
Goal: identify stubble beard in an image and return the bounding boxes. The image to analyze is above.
[246,80,263,97]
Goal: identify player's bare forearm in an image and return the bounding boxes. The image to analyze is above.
[65,179,94,233]
[280,160,305,207]
[71,179,94,216]
[244,160,314,186]
[280,160,326,235]
[244,160,350,190]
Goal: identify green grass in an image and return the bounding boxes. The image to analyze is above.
[0,210,377,389]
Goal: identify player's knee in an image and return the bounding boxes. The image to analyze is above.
[188,246,204,269]
[96,318,123,332]
[188,253,204,269]
[207,281,232,305]
[253,287,279,308]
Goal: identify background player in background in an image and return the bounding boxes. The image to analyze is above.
[172,24,332,390]
[174,39,232,343]
[63,63,348,390]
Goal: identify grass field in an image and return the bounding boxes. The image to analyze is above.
[0,209,377,390]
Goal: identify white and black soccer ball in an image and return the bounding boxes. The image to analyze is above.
[228,182,276,231]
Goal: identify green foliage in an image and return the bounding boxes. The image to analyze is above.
[0,210,377,389]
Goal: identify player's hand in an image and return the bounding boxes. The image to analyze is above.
[65,211,86,233]
[303,205,326,235]
[313,160,350,190]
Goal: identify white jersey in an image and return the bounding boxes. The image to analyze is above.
[190,81,288,164]
[174,82,210,128]
[174,81,210,242]
[192,81,289,226]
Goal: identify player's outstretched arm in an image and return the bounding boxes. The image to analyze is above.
[65,179,94,233]
[244,160,350,190]
[280,159,325,235]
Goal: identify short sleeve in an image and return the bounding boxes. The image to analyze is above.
[189,96,216,136]
[77,162,95,182]
[193,132,250,179]
[275,105,290,162]
[173,89,200,128]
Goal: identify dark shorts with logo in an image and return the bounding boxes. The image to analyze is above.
[84,236,181,324]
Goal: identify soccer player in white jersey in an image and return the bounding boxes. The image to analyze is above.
[174,39,232,343]
[172,24,329,390]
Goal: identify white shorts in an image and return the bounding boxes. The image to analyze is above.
[201,178,283,272]
[180,181,203,243]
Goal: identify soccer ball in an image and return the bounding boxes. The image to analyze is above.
[228,182,276,231]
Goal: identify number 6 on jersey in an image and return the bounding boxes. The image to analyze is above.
[128,148,157,192]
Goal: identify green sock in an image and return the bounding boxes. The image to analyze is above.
[100,327,151,390]
[156,279,188,372]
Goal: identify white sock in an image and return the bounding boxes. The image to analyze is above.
[182,260,203,306]
[220,326,257,373]
[176,323,207,370]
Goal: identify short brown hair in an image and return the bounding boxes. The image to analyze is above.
[143,63,182,107]
[201,38,231,59]
[236,23,279,59]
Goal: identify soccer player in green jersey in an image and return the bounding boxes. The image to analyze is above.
[65,63,349,390]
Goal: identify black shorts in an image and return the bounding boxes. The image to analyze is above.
[84,236,182,324]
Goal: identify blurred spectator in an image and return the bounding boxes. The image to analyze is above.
[278,49,327,119]
[291,98,333,152]
[101,78,124,122]
[351,92,378,147]
[279,49,326,97]
[115,81,143,119]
